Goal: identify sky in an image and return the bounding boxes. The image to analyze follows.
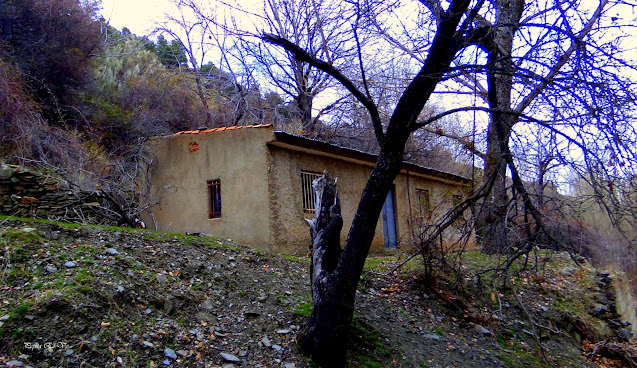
[100,0,174,36]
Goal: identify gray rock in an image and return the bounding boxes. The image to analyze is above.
[220,352,241,362]
[594,293,609,305]
[617,328,633,341]
[475,324,492,336]
[592,303,609,316]
[561,267,576,276]
[0,314,10,321]
[64,261,76,268]
[177,350,188,357]
[272,344,284,352]
[142,341,154,348]
[261,336,272,347]
[163,360,171,366]
[284,364,296,368]
[106,248,118,255]
[21,228,37,233]
[195,312,216,323]
[64,349,74,356]
[202,300,213,310]
[156,273,168,285]
[6,361,24,367]
[277,329,292,334]
[423,333,442,340]
[165,347,177,360]
[164,296,176,314]
[240,350,248,357]
[45,265,58,273]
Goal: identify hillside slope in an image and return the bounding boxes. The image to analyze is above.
[0,218,629,367]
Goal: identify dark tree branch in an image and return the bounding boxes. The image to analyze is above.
[261,33,386,145]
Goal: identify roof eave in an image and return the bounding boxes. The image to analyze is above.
[268,131,471,185]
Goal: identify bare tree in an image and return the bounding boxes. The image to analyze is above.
[260,0,637,364]
[157,0,278,127]
[457,0,636,254]
[262,1,486,365]
[369,0,637,255]
[243,0,354,133]
[154,1,215,126]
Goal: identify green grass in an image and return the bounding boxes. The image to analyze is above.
[363,257,387,271]
[279,254,310,263]
[74,269,95,285]
[349,318,392,368]
[292,302,313,317]
[11,302,32,318]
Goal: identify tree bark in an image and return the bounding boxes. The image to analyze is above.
[298,150,406,367]
[477,0,524,254]
[296,91,314,133]
[299,172,347,365]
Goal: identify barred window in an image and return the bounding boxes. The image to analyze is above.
[416,189,431,217]
[208,179,221,218]
[301,170,322,214]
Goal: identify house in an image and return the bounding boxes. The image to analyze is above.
[142,124,472,255]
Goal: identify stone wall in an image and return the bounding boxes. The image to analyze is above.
[588,270,637,342]
[0,164,104,222]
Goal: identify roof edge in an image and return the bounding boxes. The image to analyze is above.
[269,131,471,185]
[173,124,273,135]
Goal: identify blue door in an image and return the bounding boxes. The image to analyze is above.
[382,188,398,249]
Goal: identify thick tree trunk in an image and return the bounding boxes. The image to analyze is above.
[478,0,524,254]
[299,172,349,365]
[479,119,512,254]
[296,92,314,133]
[298,150,406,367]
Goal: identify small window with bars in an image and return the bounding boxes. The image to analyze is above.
[301,170,322,214]
[207,179,221,219]
[416,189,431,218]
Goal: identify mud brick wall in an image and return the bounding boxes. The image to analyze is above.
[0,164,101,220]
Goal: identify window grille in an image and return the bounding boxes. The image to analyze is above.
[208,179,221,218]
[416,189,431,217]
[301,170,322,213]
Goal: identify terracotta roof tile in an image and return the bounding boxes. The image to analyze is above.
[173,124,273,135]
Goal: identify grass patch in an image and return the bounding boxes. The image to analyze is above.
[1,228,43,244]
[364,257,388,271]
[74,269,95,285]
[349,318,392,368]
[292,302,313,317]
[279,254,310,263]
[11,302,32,318]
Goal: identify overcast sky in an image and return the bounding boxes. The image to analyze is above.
[100,0,173,36]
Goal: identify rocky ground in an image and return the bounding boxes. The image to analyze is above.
[0,218,634,367]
